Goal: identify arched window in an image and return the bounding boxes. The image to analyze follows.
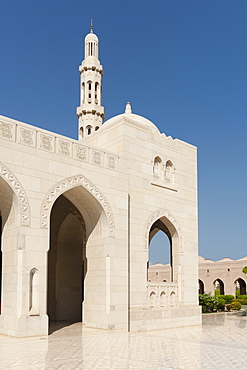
[79,127,84,139]
[95,83,99,104]
[214,279,224,296]
[86,126,92,136]
[150,291,156,308]
[170,291,176,307]
[81,83,85,104]
[165,160,174,182]
[199,279,204,294]
[95,126,99,131]
[29,268,39,315]
[160,291,166,307]
[235,278,246,296]
[153,156,163,179]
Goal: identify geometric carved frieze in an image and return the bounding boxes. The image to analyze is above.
[144,207,183,254]
[0,121,15,141]
[18,126,36,147]
[0,162,30,226]
[74,144,89,162]
[106,154,118,170]
[0,120,119,172]
[38,133,55,152]
[56,138,72,157]
[91,150,103,167]
[41,174,115,237]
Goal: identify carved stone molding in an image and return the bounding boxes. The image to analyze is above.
[107,155,117,170]
[92,150,103,166]
[56,139,72,157]
[0,162,30,226]
[0,121,15,141]
[75,145,88,162]
[41,175,115,236]
[19,127,36,147]
[144,208,183,253]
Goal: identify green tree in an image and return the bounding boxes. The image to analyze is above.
[242,266,247,275]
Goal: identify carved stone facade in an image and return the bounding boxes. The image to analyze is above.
[0,29,200,337]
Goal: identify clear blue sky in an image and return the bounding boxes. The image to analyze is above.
[1,1,246,262]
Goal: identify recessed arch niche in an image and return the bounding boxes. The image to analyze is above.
[47,184,109,327]
[147,212,181,284]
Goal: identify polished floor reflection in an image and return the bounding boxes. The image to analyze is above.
[0,313,246,369]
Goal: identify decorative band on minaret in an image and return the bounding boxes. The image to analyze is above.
[76,25,105,139]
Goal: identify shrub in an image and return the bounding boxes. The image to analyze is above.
[226,304,231,312]
[217,295,234,304]
[233,299,247,305]
[230,301,241,310]
[199,293,219,313]
[217,298,225,312]
[238,295,247,300]
[202,305,207,313]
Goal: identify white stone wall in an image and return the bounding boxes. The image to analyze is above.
[0,110,201,336]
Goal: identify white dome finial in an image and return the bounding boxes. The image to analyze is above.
[125,102,132,114]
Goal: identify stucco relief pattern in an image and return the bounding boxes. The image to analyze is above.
[0,162,30,226]
[41,175,115,236]
[144,208,183,253]
[39,134,54,152]
[75,145,88,161]
[92,150,103,166]
[20,128,34,146]
[0,122,14,141]
[107,155,117,170]
[58,140,71,156]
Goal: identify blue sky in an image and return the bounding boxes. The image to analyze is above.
[1,1,246,262]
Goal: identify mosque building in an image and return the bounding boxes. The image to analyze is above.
[0,27,201,337]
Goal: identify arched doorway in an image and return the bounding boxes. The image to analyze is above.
[48,195,85,323]
[235,278,246,296]
[199,279,204,294]
[0,177,16,316]
[47,183,109,329]
[214,279,224,296]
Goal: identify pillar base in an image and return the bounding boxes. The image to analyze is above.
[0,314,48,337]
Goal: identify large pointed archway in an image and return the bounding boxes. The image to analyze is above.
[46,178,113,330]
[0,176,18,316]
[48,195,86,323]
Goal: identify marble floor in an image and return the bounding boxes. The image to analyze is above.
[0,313,247,369]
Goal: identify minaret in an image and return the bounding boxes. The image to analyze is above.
[76,23,104,139]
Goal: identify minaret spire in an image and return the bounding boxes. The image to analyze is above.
[76,26,105,139]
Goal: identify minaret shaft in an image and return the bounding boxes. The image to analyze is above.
[76,29,104,139]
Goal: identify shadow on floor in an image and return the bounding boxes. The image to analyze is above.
[49,321,82,335]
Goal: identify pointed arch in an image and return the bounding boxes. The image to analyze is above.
[40,174,115,237]
[234,278,246,296]
[143,207,183,253]
[153,156,163,179]
[0,162,30,226]
[199,279,204,294]
[214,278,224,295]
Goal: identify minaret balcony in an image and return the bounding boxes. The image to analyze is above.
[77,104,104,116]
